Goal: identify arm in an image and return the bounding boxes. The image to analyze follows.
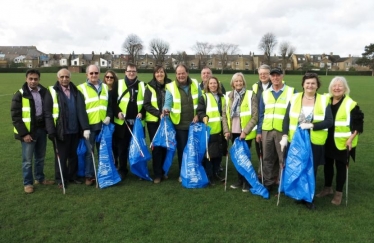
[242,94,258,137]
[11,91,29,138]
[221,97,230,135]
[77,90,90,130]
[282,103,291,136]
[43,89,56,135]
[255,93,265,142]
[106,88,113,119]
[163,89,173,112]
[196,95,207,122]
[143,87,161,118]
[313,104,333,130]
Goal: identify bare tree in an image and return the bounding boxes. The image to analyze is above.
[149,38,170,65]
[215,43,239,74]
[192,42,214,69]
[279,41,296,73]
[122,34,143,65]
[171,51,189,69]
[258,33,277,65]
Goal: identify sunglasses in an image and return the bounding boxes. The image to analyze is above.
[89,72,99,75]
[105,76,114,79]
[28,78,39,81]
[59,76,70,79]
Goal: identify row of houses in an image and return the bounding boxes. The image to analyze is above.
[0,46,369,72]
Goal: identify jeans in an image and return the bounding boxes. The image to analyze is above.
[21,128,47,185]
[85,130,100,178]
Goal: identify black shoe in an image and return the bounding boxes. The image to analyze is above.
[214,173,225,183]
[305,202,316,210]
[295,200,307,205]
[242,182,251,192]
[69,179,83,184]
[230,181,243,189]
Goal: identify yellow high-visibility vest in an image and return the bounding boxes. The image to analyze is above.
[13,89,31,134]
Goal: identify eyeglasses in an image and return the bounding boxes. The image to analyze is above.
[126,70,137,73]
[105,76,114,79]
[28,78,39,81]
[59,76,70,79]
[89,72,99,75]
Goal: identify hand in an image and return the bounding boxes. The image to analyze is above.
[83,130,90,140]
[203,117,208,125]
[299,123,313,130]
[239,132,246,140]
[48,133,56,141]
[103,117,110,125]
[192,115,199,123]
[23,134,33,143]
[163,109,170,116]
[118,112,125,120]
[256,134,262,143]
[136,113,142,119]
[224,133,230,140]
[279,135,288,152]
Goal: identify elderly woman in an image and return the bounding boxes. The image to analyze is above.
[196,77,229,185]
[282,73,333,210]
[143,65,171,184]
[316,76,364,205]
[226,72,258,192]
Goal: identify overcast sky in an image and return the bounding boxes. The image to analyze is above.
[1,0,373,58]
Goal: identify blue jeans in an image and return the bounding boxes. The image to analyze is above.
[21,128,47,185]
[85,130,100,178]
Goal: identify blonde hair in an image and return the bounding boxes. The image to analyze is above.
[328,76,350,96]
[230,72,247,89]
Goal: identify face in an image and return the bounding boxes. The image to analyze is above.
[331,80,345,99]
[258,68,270,83]
[86,65,100,84]
[58,70,71,87]
[125,66,137,80]
[208,78,218,93]
[201,68,212,84]
[155,68,165,84]
[270,73,283,87]
[176,66,188,84]
[26,73,40,90]
[232,75,244,91]
[303,78,318,94]
[104,72,115,86]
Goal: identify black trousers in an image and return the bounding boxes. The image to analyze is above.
[117,124,134,175]
[53,133,79,183]
[175,129,189,172]
[147,122,167,178]
[324,157,346,192]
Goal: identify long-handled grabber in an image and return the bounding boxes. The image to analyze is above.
[224,138,229,192]
[53,138,66,194]
[85,139,98,188]
[122,113,144,157]
[258,141,264,185]
[346,146,350,207]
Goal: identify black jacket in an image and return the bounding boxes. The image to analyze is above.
[143,78,171,120]
[11,82,51,140]
[44,81,90,140]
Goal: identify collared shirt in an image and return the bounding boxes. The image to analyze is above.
[61,85,70,99]
[29,86,42,116]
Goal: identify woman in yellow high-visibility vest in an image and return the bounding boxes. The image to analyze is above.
[316,76,364,206]
[282,73,333,210]
[196,77,229,185]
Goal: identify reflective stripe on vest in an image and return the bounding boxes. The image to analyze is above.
[166,79,199,125]
[48,87,59,126]
[205,93,224,134]
[262,86,294,132]
[288,93,328,145]
[145,85,159,122]
[14,89,31,134]
[113,79,145,125]
[226,90,256,140]
[77,83,108,125]
[333,96,358,150]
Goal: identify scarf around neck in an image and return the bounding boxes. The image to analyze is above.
[231,88,246,118]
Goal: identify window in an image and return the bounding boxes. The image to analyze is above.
[320,63,325,68]
[141,62,145,65]
[101,61,105,65]
[286,63,291,68]
[236,62,239,65]
[298,58,301,61]
[149,62,153,65]
[245,62,249,66]
[318,57,321,60]
[62,60,65,64]
[208,62,212,66]
[74,61,77,65]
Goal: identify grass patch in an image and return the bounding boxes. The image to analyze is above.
[1,73,373,242]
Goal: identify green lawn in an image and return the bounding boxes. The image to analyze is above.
[0,72,373,242]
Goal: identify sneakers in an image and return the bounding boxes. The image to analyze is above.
[331,191,343,205]
[178,177,182,183]
[316,187,334,198]
[230,181,243,189]
[214,173,225,183]
[242,182,251,192]
[34,179,55,185]
[154,178,161,184]
[24,185,34,194]
[85,178,95,186]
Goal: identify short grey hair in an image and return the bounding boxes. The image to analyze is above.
[258,64,271,72]
[57,68,71,78]
[86,64,100,74]
[328,76,350,96]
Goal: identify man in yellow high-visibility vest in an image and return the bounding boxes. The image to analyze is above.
[163,64,202,182]
[77,64,113,186]
[11,69,55,194]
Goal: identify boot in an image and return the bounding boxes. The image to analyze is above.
[331,191,343,205]
[316,187,333,198]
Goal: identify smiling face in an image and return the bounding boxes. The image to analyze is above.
[232,75,244,91]
[176,66,188,84]
[303,78,318,95]
[258,68,270,84]
[58,69,71,87]
[155,68,165,84]
[86,65,100,84]
[201,68,212,84]
[208,78,218,93]
[331,80,345,99]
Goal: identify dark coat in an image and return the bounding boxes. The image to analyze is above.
[143,78,171,119]
[11,82,52,140]
[44,81,90,140]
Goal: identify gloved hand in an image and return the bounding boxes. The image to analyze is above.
[103,116,110,125]
[83,130,90,140]
[48,133,56,141]
[203,116,208,125]
[299,123,314,130]
[279,135,288,152]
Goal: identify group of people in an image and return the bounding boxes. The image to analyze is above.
[11,64,363,210]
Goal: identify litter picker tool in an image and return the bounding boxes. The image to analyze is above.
[258,141,264,185]
[85,139,98,188]
[53,138,66,194]
[122,113,144,157]
[346,146,350,207]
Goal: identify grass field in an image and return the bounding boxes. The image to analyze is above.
[0,72,373,242]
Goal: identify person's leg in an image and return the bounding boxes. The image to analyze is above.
[67,133,80,181]
[262,130,276,188]
[147,122,163,180]
[316,156,334,197]
[117,125,132,177]
[332,158,346,205]
[21,140,35,186]
[230,133,243,189]
[34,128,47,183]
[85,130,96,179]
[54,136,69,184]
[175,129,189,172]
